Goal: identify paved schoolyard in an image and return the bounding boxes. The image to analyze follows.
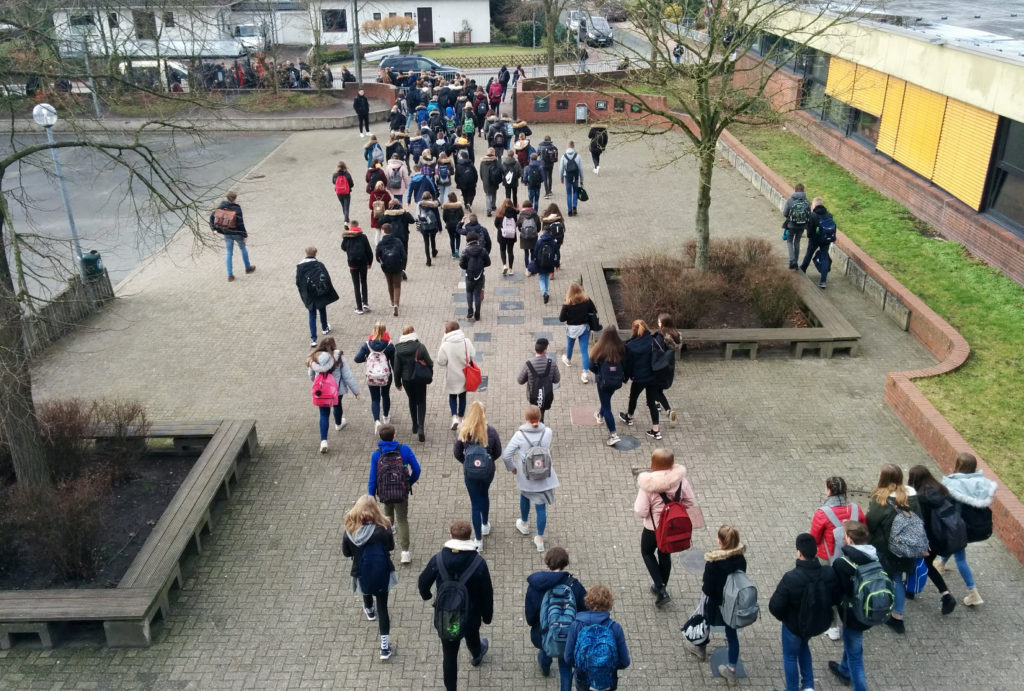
[4,124,1024,690]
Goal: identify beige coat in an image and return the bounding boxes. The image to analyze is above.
[435,329,476,395]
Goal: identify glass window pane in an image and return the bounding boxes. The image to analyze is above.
[990,169,1024,227]
[856,111,880,144]
[1001,120,1024,169]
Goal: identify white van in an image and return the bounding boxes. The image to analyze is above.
[118,59,190,93]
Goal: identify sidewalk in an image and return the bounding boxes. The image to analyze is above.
[5,124,1023,689]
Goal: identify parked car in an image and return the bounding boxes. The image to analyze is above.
[377,54,460,81]
[568,9,584,35]
[602,3,628,22]
[585,15,614,46]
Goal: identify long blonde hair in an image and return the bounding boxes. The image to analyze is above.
[564,282,588,306]
[344,495,391,534]
[458,401,488,444]
[868,463,909,507]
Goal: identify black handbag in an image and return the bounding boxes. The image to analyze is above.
[587,310,603,332]
[408,344,433,384]
[652,338,674,372]
[577,186,589,202]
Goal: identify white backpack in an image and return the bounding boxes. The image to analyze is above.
[501,215,517,239]
[365,342,391,386]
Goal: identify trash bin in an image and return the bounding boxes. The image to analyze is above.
[79,249,104,280]
[575,103,588,124]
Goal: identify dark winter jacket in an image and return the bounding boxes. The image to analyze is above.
[524,160,545,189]
[768,558,840,637]
[366,167,387,194]
[455,158,478,192]
[500,155,522,187]
[479,154,500,194]
[832,543,879,632]
[382,207,416,246]
[563,610,631,685]
[512,121,532,140]
[916,486,953,554]
[368,439,421,496]
[559,299,596,326]
[341,523,394,580]
[354,338,396,386]
[388,109,406,132]
[537,140,557,168]
[807,204,835,244]
[406,173,438,204]
[441,201,465,233]
[385,138,407,163]
[393,336,432,389]
[375,234,407,273]
[459,239,491,282]
[419,542,494,628]
[532,233,560,274]
[353,94,370,115]
[623,331,655,384]
[588,126,608,153]
[702,544,747,616]
[341,228,373,269]
[783,190,810,230]
[461,220,491,254]
[453,424,502,479]
[209,200,247,237]
[417,199,442,235]
[524,571,587,649]
[652,331,680,388]
[866,489,923,575]
[295,257,339,310]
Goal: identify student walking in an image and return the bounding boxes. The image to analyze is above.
[908,465,964,614]
[459,231,491,321]
[537,136,558,198]
[587,125,608,174]
[417,192,442,266]
[525,546,588,691]
[501,151,522,207]
[354,322,396,431]
[524,153,544,210]
[369,423,421,564]
[804,196,838,288]
[517,339,561,422]
[768,533,840,691]
[937,452,996,606]
[364,133,384,168]
[442,192,465,258]
[455,150,479,210]
[296,247,339,348]
[559,142,584,216]
[394,325,433,442]
[353,89,371,136]
[341,221,373,314]
[479,148,501,216]
[783,182,811,270]
[369,181,393,240]
[531,221,560,303]
[517,201,541,268]
[866,464,925,634]
[209,190,255,281]
[495,198,519,275]
[683,525,747,682]
[589,328,626,446]
[307,337,359,453]
[453,401,502,548]
[809,475,865,640]
[332,162,355,226]
[619,320,662,440]
[558,282,596,383]
[436,321,476,430]
[633,449,696,607]
[375,224,407,317]
[502,405,559,552]
[341,495,398,661]
[418,520,494,691]
[563,585,630,691]
[652,314,681,422]
[384,154,410,201]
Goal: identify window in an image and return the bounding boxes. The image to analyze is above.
[321,10,347,32]
[162,12,174,28]
[852,111,881,145]
[404,12,413,18]
[799,51,829,115]
[133,10,157,40]
[108,13,118,31]
[372,12,382,20]
[389,12,397,18]
[69,14,94,27]
[986,119,1024,230]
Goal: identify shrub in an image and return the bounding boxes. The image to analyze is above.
[37,398,94,482]
[744,265,801,327]
[517,20,543,47]
[91,399,149,484]
[672,270,730,328]
[619,253,687,323]
[44,473,106,581]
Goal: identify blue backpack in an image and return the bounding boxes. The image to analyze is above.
[539,580,577,658]
[356,538,391,595]
[817,215,837,243]
[573,620,617,690]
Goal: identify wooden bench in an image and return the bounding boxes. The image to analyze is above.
[89,421,225,454]
[0,419,258,648]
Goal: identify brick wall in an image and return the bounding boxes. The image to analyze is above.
[514,76,669,125]
[731,53,803,112]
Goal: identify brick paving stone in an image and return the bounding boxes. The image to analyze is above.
[5,124,1024,690]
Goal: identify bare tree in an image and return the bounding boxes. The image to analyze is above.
[593,0,872,270]
[360,16,415,46]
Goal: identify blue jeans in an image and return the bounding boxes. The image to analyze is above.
[839,626,867,691]
[724,625,739,666]
[528,185,540,209]
[224,236,250,277]
[317,402,342,441]
[537,650,573,691]
[781,624,813,691]
[565,327,590,369]
[538,272,551,297]
[812,241,832,283]
[564,179,578,211]
[449,392,467,417]
[308,306,328,341]
[369,385,390,421]
[465,477,492,540]
[941,549,976,589]
[597,385,616,434]
[336,193,351,222]
[520,495,547,536]
[891,569,906,615]
[438,183,451,204]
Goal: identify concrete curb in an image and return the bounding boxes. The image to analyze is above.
[717,125,1024,567]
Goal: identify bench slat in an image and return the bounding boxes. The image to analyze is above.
[0,589,155,621]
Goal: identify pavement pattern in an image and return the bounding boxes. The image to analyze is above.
[4,124,1024,690]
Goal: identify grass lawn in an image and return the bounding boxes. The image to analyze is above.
[730,123,1024,499]
[419,45,538,60]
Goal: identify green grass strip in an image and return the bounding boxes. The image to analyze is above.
[730,124,1024,498]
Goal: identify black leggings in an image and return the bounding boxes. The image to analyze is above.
[503,182,518,206]
[404,382,428,433]
[925,552,949,593]
[362,590,390,635]
[441,627,483,691]
[498,237,516,269]
[448,228,461,254]
[641,528,671,588]
[627,381,660,424]
[422,232,438,260]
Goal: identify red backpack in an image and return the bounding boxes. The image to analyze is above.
[334,174,350,195]
[311,371,339,407]
[653,486,692,553]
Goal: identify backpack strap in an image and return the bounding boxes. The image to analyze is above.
[822,505,843,529]
[457,553,483,586]
[436,554,451,583]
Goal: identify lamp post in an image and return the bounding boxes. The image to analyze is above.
[32,103,88,284]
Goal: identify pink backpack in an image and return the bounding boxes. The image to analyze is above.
[312,371,339,406]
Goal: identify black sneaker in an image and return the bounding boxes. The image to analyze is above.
[380,646,394,661]
[828,661,851,686]
[471,638,489,666]
[646,429,663,440]
[654,587,671,608]
[618,412,634,426]
[884,616,905,634]
[941,593,956,615]
[418,431,426,443]
[364,607,377,621]
[543,293,549,304]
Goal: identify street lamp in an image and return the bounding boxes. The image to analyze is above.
[32,103,88,283]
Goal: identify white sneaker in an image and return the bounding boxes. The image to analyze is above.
[319,440,328,453]
[561,354,571,367]
[382,415,391,424]
[481,523,491,536]
[363,304,371,312]
[450,415,460,430]
[607,433,621,446]
[580,371,589,383]
[594,410,603,422]
[375,420,382,435]
[534,535,545,552]
[593,167,599,174]
[323,325,332,335]
[359,132,365,138]
[335,417,347,431]
[824,625,841,641]
[355,308,364,315]
[473,538,483,552]
[515,519,530,535]
[400,551,412,564]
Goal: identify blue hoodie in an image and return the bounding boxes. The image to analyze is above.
[368,440,421,496]
[406,173,438,204]
[563,610,630,686]
[623,331,654,384]
[524,571,588,649]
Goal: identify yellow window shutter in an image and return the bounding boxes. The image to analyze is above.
[850,65,887,117]
[825,57,855,102]
[892,83,947,180]
[877,77,906,156]
[932,99,1000,210]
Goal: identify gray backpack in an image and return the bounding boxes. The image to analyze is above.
[887,498,929,559]
[520,429,552,481]
[822,505,862,564]
[720,570,759,629]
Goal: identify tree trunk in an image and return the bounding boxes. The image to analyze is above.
[694,143,716,271]
[0,214,48,488]
[545,3,556,84]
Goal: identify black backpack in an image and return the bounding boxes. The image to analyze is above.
[526,165,543,188]
[547,221,565,246]
[543,144,559,165]
[419,208,439,233]
[960,503,993,543]
[357,539,392,595]
[928,497,968,557]
[526,359,554,409]
[476,99,488,117]
[598,360,624,391]
[306,264,330,297]
[563,154,579,179]
[462,442,493,481]
[376,449,410,505]
[487,162,503,188]
[378,240,405,273]
[534,240,557,273]
[492,129,506,149]
[433,554,483,642]
[795,571,835,638]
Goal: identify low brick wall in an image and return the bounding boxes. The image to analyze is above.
[717,126,1024,567]
[514,75,669,125]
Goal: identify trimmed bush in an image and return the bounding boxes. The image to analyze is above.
[744,265,801,327]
